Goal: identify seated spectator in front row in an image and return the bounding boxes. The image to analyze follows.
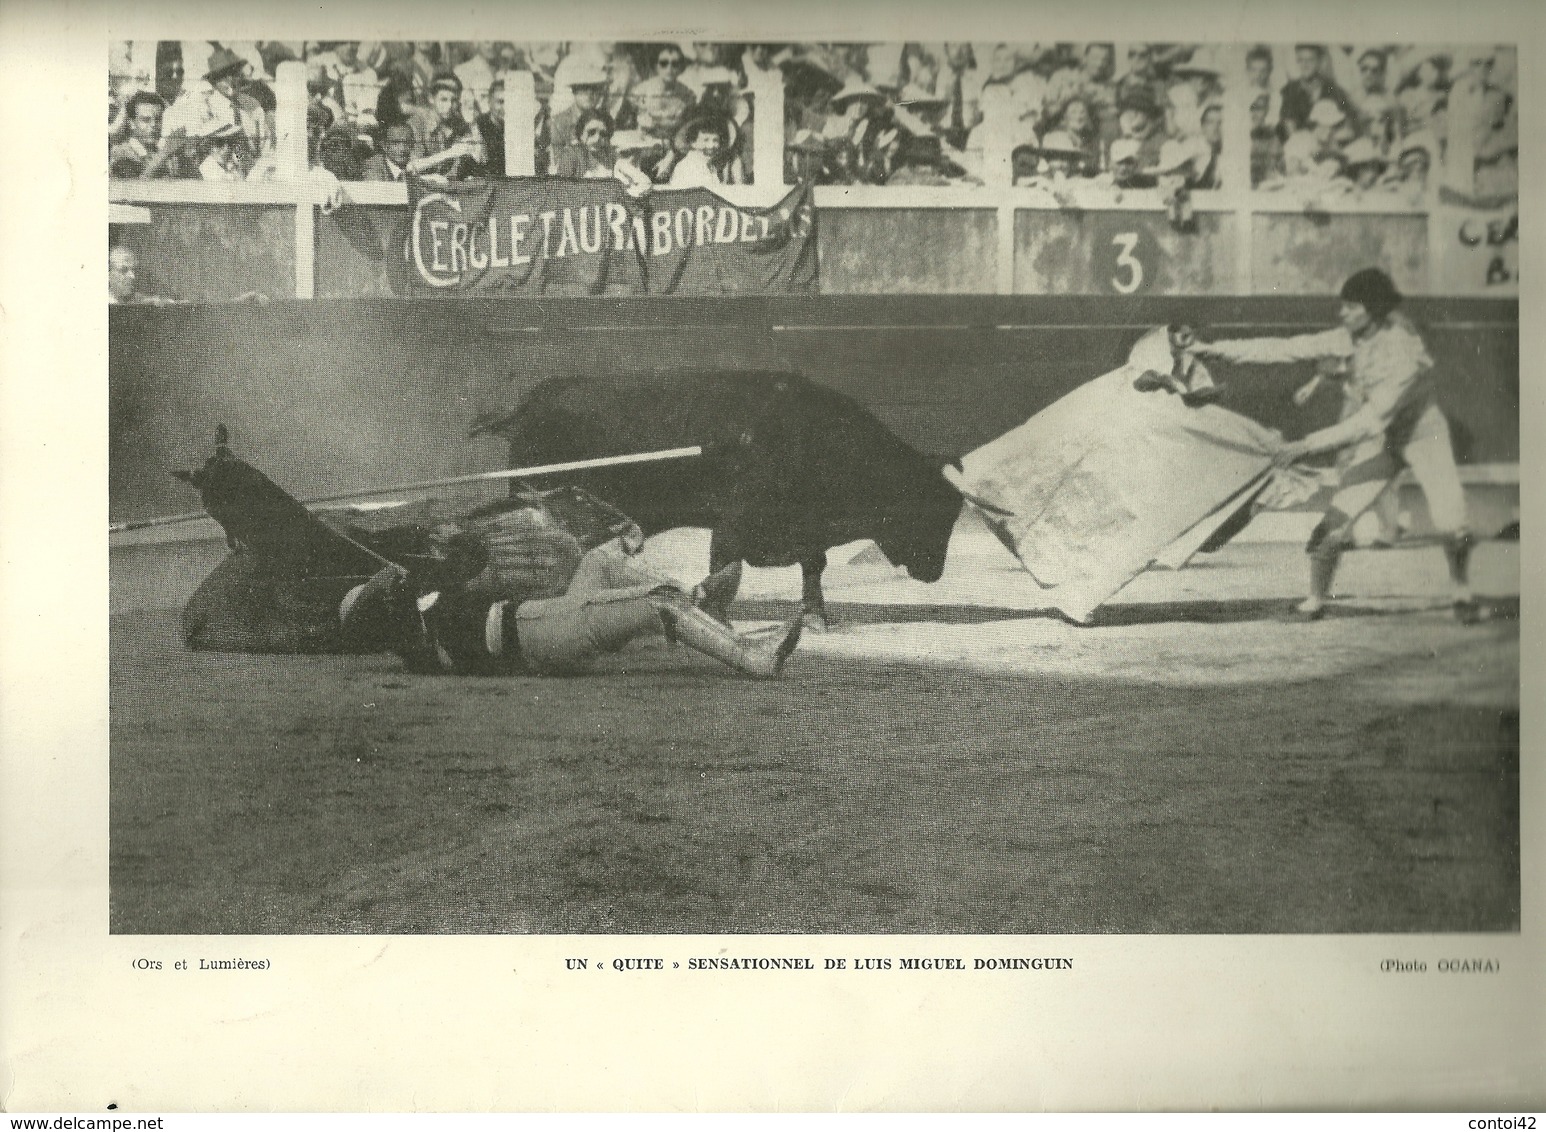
[1114,88,1166,169]
[415,75,484,180]
[1281,98,1348,181]
[476,79,506,176]
[198,123,247,181]
[109,245,181,305]
[668,114,737,187]
[1341,138,1387,192]
[110,91,190,178]
[885,132,974,186]
[549,57,612,173]
[1104,137,1157,190]
[554,112,653,196]
[361,123,414,181]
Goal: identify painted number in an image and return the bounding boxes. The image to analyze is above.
[1110,232,1144,294]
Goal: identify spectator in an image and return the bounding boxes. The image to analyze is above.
[1105,137,1157,189]
[414,75,484,180]
[1046,43,1115,131]
[1244,45,1281,133]
[361,123,414,181]
[1395,54,1449,142]
[1341,138,1388,191]
[886,131,973,186]
[936,43,984,149]
[630,44,698,146]
[314,125,362,181]
[333,43,382,128]
[1113,88,1165,169]
[1152,139,1201,229]
[155,42,186,106]
[1166,50,1222,139]
[306,64,346,130]
[197,123,246,181]
[1114,44,1169,119]
[550,56,612,174]
[556,116,654,196]
[822,80,892,181]
[1282,98,1349,181]
[1250,91,1284,186]
[555,109,619,177]
[685,69,748,183]
[374,75,420,134]
[1012,131,1086,202]
[476,79,506,176]
[165,46,270,162]
[110,91,189,178]
[668,114,736,187]
[1044,101,1100,176]
[1388,131,1436,203]
[1194,103,1223,188]
[1278,44,1353,139]
[109,245,140,303]
[454,41,500,117]
[1361,95,1403,160]
[602,43,645,128]
[1348,49,1395,130]
[680,42,744,97]
[410,42,442,92]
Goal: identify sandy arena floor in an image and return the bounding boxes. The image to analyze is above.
[109,516,1520,935]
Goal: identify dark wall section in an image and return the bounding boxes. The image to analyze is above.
[111,295,1517,523]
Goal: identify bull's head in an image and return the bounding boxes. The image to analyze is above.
[875,459,965,583]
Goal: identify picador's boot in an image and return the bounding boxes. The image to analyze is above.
[339,565,443,673]
[692,561,743,624]
[655,594,801,678]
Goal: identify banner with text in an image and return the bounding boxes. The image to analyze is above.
[398,177,817,297]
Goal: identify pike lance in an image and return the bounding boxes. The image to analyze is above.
[109,446,704,535]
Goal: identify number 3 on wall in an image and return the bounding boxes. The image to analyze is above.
[1110,232,1144,294]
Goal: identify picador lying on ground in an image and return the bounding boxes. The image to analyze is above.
[173,431,801,678]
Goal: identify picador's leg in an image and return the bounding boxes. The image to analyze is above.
[517,583,799,678]
[800,552,830,631]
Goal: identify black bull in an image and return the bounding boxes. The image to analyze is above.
[473,370,966,627]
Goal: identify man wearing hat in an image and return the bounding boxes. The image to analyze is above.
[1192,268,1481,623]
[1103,136,1158,190]
[196,121,246,181]
[164,45,269,159]
[1341,138,1388,192]
[549,55,612,173]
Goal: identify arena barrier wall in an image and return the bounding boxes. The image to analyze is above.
[111,294,1517,529]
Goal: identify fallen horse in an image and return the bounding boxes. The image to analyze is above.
[170,431,800,678]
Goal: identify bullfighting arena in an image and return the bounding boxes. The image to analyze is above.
[110,510,1520,935]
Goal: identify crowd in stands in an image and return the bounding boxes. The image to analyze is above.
[107,40,1516,202]
[1245,43,1518,202]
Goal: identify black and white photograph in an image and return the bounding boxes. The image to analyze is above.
[3,0,1544,1114]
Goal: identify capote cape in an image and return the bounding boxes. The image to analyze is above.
[947,327,1308,623]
